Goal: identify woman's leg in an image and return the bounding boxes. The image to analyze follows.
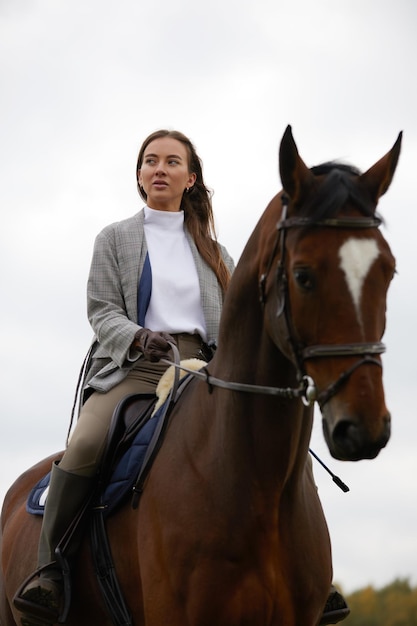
[59,332,203,477]
[59,376,155,477]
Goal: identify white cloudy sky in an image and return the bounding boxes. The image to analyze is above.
[1,0,416,595]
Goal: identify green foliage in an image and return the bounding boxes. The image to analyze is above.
[342,578,417,626]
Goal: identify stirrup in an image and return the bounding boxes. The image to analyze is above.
[13,568,61,624]
[13,555,71,625]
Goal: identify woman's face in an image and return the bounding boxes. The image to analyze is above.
[138,137,196,212]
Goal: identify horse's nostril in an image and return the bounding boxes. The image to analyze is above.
[332,420,361,458]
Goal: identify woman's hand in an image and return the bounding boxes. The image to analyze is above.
[133,329,176,362]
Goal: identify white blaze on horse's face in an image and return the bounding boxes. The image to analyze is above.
[338,238,379,325]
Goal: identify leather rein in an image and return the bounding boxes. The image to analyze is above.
[165,198,385,409]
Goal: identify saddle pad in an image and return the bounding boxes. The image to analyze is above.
[26,405,164,518]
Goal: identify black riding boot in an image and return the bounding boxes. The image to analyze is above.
[13,462,95,626]
[320,585,350,624]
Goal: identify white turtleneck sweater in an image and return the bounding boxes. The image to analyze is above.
[143,206,207,340]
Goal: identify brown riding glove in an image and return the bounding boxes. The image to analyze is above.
[133,328,176,362]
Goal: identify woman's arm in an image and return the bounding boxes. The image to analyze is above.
[87,226,141,368]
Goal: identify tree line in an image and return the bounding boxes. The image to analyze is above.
[340,578,417,625]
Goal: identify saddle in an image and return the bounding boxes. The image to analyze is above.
[27,357,207,518]
[26,393,159,518]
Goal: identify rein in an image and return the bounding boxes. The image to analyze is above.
[161,356,316,404]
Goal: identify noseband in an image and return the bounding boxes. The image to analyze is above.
[259,197,385,408]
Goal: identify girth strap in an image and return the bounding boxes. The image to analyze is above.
[90,508,132,626]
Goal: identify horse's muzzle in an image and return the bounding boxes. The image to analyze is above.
[322,411,391,461]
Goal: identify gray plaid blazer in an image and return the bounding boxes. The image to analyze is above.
[82,209,234,395]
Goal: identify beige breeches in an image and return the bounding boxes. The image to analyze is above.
[59,333,203,477]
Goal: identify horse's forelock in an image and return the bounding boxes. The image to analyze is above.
[296,162,377,222]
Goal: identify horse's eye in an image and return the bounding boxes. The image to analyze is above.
[293,268,314,291]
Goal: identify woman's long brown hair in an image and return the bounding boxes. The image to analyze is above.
[136,129,231,294]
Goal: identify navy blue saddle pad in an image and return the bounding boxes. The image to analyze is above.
[27,403,165,518]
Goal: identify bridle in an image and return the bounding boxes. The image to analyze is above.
[259,196,385,408]
[164,198,385,410]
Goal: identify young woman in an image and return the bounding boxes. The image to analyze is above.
[15,129,234,623]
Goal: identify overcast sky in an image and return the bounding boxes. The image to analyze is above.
[1,0,416,595]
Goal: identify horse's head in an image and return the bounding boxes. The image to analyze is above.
[262,126,402,461]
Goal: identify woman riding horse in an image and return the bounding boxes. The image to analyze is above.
[1,126,401,625]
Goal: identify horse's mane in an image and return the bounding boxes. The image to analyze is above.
[295,161,380,222]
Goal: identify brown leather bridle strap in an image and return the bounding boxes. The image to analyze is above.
[302,342,386,360]
[315,355,383,408]
[277,215,382,230]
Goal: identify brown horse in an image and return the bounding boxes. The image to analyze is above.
[0,126,401,625]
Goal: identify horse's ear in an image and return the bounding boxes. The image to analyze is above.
[359,131,403,203]
[279,125,314,204]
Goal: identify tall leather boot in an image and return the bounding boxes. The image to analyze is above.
[13,462,95,625]
[320,585,350,624]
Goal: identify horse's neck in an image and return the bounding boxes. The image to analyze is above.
[205,334,312,496]
[195,260,313,497]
